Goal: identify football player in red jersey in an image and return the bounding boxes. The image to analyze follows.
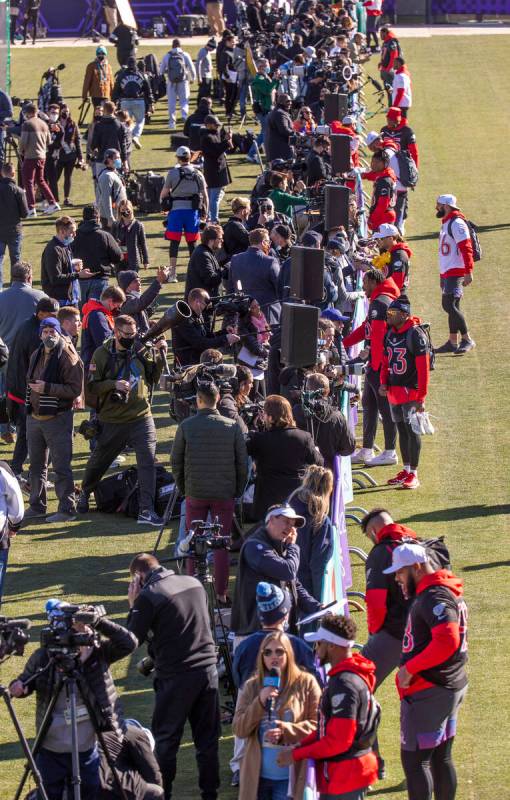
[384,543,468,800]
[380,295,430,489]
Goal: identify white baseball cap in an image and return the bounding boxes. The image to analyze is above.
[437,194,458,209]
[383,543,429,574]
[373,223,399,239]
[176,145,191,159]
[342,115,354,125]
[366,131,381,146]
[304,625,355,648]
[265,504,305,528]
[304,46,316,57]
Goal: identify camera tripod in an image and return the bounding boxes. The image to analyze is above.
[14,656,128,800]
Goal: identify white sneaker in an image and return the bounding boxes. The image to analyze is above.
[351,448,374,464]
[27,208,37,218]
[109,455,127,469]
[43,202,61,215]
[133,136,142,150]
[365,450,399,467]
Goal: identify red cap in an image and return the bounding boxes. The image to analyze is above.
[387,106,402,121]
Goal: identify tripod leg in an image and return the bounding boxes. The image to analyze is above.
[0,688,50,800]
[152,485,179,555]
[67,679,82,800]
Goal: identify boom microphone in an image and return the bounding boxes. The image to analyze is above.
[139,300,192,344]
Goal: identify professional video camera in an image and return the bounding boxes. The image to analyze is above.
[239,400,265,430]
[177,519,231,560]
[38,63,66,113]
[300,388,324,417]
[212,292,251,318]
[0,616,31,660]
[40,603,106,657]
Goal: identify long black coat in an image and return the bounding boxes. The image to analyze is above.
[247,426,324,520]
[200,130,231,189]
[264,106,294,163]
[184,243,223,298]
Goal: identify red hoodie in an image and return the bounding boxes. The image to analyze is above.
[343,276,400,371]
[81,299,114,331]
[380,316,430,405]
[362,167,397,230]
[380,30,400,72]
[398,570,468,697]
[366,523,418,634]
[384,242,412,289]
[293,654,379,794]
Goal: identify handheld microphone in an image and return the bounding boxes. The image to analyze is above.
[263,667,281,720]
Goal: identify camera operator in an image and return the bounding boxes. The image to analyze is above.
[293,372,355,470]
[231,503,321,638]
[185,224,225,300]
[265,93,294,164]
[126,552,220,800]
[118,267,169,337]
[268,172,307,220]
[77,314,166,526]
[229,228,281,324]
[247,196,293,235]
[172,287,239,366]
[0,460,24,603]
[112,56,154,149]
[305,134,331,186]
[9,601,137,800]
[217,364,253,434]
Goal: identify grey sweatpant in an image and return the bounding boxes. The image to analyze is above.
[27,410,76,514]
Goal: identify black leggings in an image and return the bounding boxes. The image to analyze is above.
[401,738,457,800]
[396,419,421,469]
[169,238,196,259]
[223,81,238,118]
[23,9,39,43]
[441,292,468,336]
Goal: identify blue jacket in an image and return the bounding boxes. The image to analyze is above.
[233,629,318,688]
[228,246,281,325]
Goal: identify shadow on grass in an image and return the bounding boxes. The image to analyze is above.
[404,504,510,523]
[408,222,510,243]
[463,559,510,572]
[375,780,408,794]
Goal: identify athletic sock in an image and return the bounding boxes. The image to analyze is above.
[404,464,410,473]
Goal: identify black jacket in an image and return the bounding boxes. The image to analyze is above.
[217,392,248,435]
[72,219,123,278]
[91,115,127,163]
[111,218,149,271]
[127,567,217,677]
[16,618,136,744]
[223,216,249,258]
[183,107,209,138]
[172,312,228,367]
[5,314,40,402]
[184,243,223,298]
[293,399,355,470]
[247,426,324,520]
[120,279,161,336]
[306,151,331,186]
[0,337,8,369]
[112,67,153,105]
[200,129,231,189]
[0,177,28,237]
[41,237,79,303]
[265,106,294,163]
[98,726,162,799]
[231,525,320,635]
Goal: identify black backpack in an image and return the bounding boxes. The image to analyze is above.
[406,322,435,371]
[396,149,419,188]
[94,466,175,517]
[447,218,482,263]
[400,535,451,571]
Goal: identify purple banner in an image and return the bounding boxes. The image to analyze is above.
[383,0,510,12]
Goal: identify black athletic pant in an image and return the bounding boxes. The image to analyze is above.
[223,81,238,118]
[441,293,468,336]
[396,420,421,469]
[46,159,75,202]
[362,367,397,451]
[23,9,38,43]
[152,665,220,800]
[401,738,457,800]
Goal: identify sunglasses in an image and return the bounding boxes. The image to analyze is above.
[263,648,285,657]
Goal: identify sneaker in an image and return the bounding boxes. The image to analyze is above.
[109,455,126,469]
[46,511,76,523]
[23,507,46,520]
[387,469,409,486]
[350,448,374,464]
[63,198,74,207]
[231,770,240,787]
[26,208,37,218]
[77,491,90,514]
[434,340,458,354]
[132,136,142,150]
[365,450,398,467]
[137,509,163,526]
[43,202,61,215]
[455,338,476,355]
[399,473,420,490]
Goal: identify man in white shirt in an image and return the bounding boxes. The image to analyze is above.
[391,57,412,118]
[196,38,216,102]
[0,461,24,602]
[159,39,196,130]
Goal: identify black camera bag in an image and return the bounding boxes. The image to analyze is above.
[94,466,175,517]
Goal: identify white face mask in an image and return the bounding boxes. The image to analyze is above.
[49,113,59,122]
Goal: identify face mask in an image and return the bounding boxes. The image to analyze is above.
[436,208,445,218]
[42,334,59,350]
[97,55,105,61]
[119,336,135,350]
[62,236,74,246]
[264,66,271,74]
[113,158,122,170]
[61,111,68,118]
[49,113,59,122]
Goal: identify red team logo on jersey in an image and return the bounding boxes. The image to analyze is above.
[402,616,414,654]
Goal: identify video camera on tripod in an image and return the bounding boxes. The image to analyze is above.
[177,519,231,559]
[0,616,31,661]
[40,601,106,658]
[38,64,66,113]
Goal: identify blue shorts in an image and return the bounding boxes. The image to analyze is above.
[165,208,200,242]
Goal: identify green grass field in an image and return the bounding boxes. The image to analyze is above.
[0,34,509,800]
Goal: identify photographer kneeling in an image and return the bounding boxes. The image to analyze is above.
[9,601,137,800]
[77,314,166,526]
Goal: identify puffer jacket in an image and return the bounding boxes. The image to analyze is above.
[16,618,137,744]
[171,407,248,500]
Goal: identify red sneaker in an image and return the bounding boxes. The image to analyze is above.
[399,473,420,490]
[387,470,409,486]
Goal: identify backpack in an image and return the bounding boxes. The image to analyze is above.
[328,682,381,762]
[397,535,451,571]
[406,321,435,371]
[167,50,186,84]
[447,218,482,263]
[396,149,419,188]
[94,466,175,517]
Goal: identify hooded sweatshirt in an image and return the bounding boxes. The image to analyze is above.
[380,119,419,166]
[362,166,397,230]
[379,30,401,72]
[365,522,418,637]
[343,276,400,371]
[292,653,379,794]
[380,315,430,405]
[385,242,412,289]
[439,210,474,277]
[398,570,468,697]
